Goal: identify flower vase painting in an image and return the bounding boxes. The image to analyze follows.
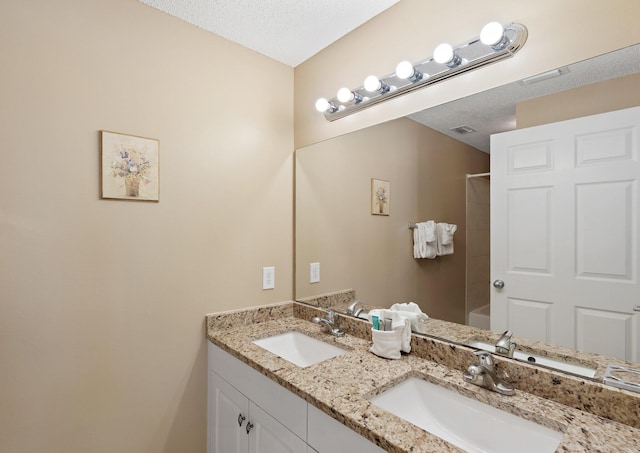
[101,131,159,201]
[371,178,390,216]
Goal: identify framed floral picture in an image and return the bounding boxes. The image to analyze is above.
[101,130,159,201]
[371,178,390,216]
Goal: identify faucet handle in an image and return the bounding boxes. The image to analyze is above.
[326,309,336,322]
[474,350,495,367]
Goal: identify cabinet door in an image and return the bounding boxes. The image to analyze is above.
[248,402,307,453]
[209,372,249,453]
[307,404,385,453]
[209,342,308,439]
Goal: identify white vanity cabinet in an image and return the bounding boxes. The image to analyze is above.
[307,404,385,453]
[209,372,307,453]
[208,343,307,453]
[209,372,248,453]
[207,341,384,453]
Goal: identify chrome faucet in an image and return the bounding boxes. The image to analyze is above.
[495,330,517,358]
[345,299,365,317]
[313,309,345,337]
[463,350,515,396]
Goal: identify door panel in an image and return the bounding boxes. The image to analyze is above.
[576,307,635,359]
[575,126,635,165]
[492,106,640,361]
[508,140,554,173]
[575,180,634,280]
[249,402,306,453]
[209,372,249,453]
[506,297,552,341]
[507,186,553,274]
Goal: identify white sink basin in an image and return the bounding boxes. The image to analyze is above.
[466,341,597,378]
[253,331,346,368]
[369,377,563,453]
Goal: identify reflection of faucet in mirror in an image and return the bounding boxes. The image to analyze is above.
[463,350,515,396]
[345,299,360,315]
[495,330,516,358]
[346,300,367,318]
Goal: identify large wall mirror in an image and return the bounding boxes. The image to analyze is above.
[295,44,640,375]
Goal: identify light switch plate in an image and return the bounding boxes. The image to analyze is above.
[310,262,320,283]
[262,266,275,290]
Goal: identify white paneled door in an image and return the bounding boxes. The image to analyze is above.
[491,106,640,361]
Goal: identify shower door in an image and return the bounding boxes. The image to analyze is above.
[490,106,640,361]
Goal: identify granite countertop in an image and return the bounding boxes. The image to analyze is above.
[206,301,640,452]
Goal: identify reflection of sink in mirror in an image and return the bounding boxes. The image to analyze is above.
[467,341,597,378]
[253,331,346,368]
[369,377,564,453]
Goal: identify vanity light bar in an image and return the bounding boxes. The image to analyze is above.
[316,22,528,122]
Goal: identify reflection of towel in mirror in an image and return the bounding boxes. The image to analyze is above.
[390,302,429,333]
[413,221,437,259]
[436,222,457,256]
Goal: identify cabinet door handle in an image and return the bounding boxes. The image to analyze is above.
[237,414,246,427]
[245,422,254,435]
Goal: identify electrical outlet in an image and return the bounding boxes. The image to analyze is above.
[262,267,275,290]
[310,262,320,283]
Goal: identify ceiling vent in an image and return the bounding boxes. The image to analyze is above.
[451,125,476,134]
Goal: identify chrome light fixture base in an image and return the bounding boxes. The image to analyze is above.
[317,22,527,121]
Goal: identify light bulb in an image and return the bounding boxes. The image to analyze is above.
[433,43,454,64]
[396,61,416,80]
[315,98,330,113]
[480,22,508,49]
[363,75,390,94]
[337,87,354,103]
[364,75,382,92]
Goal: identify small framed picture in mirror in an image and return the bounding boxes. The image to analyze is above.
[371,178,390,216]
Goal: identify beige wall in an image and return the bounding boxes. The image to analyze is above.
[517,73,640,128]
[415,127,489,323]
[296,118,488,323]
[295,0,640,148]
[0,1,293,452]
[3,0,638,451]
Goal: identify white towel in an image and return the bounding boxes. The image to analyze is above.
[424,220,437,242]
[436,222,457,256]
[413,221,437,259]
[390,302,429,333]
[368,309,411,354]
[370,327,403,359]
[412,225,421,258]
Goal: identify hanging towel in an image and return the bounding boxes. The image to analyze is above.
[436,222,457,256]
[413,221,437,259]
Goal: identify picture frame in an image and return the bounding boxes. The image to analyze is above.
[100,130,159,201]
[371,178,390,216]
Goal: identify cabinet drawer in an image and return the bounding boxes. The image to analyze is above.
[208,342,308,440]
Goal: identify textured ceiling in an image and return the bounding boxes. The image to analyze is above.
[138,0,400,67]
[409,44,640,153]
